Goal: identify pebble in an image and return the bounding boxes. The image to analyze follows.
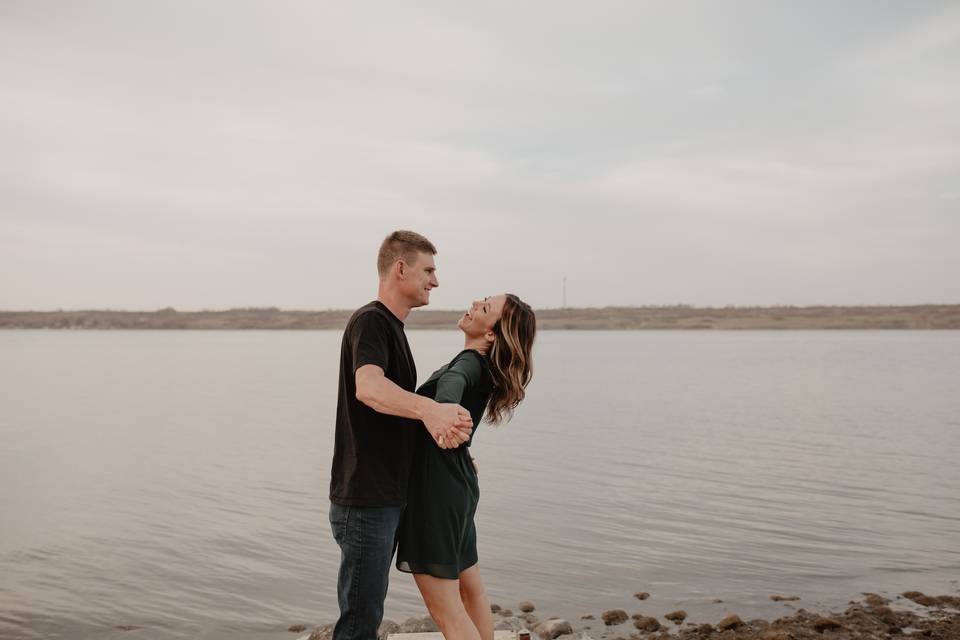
[716,614,743,631]
[633,616,660,632]
[664,610,687,624]
[862,592,891,607]
[519,600,536,612]
[633,592,650,600]
[601,609,628,625]
[288,624,307,633]
[813,616,842,632]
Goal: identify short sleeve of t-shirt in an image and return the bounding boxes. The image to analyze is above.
[350,311,391,374]
[434,351,485,404]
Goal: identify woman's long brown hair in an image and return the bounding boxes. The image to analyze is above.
[485,294,536,424]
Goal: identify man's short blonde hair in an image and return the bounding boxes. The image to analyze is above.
[377,230,437,277]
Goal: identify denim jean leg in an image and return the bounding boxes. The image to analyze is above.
[329,503,404,640]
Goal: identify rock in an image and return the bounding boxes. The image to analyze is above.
[760,631,790,640]
[712,599,723,603]
[535,619,574,639]
[520,613,540,626]
[495,617,524,632]
[902,591,937,607]
[936,594,960,608]
[398,616,435,633]
[491,603,502,613]
[581,614,595,620]
[634,592,650,600]
[500,609,514,617]
[769,595,800,602]
[601,609,629,626]
[664,610,687,624]
[862,592,890,607]
[716,614,743,631]
[377,620,400,640]
[812,616,842,632]
[520,601,537,612]
[870,606,900,626]
[633,616,661,632]
[696,623,714,635]
[308,623,334,640]
[288,624,307,633]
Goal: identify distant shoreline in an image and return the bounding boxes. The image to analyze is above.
[2,305,959,330]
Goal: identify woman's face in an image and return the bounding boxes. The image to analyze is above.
[457,294,507,338]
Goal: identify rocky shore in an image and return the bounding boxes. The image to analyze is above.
[293,589,960,640]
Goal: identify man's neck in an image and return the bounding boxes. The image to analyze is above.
[376,288,414,323]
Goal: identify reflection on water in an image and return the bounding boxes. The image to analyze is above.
[1,330,959,639]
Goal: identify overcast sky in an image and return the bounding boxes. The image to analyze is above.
[2,1,958,311]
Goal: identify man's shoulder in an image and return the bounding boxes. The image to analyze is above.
[346,302,400,335]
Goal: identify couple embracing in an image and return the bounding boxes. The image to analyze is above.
[328,230,537,640]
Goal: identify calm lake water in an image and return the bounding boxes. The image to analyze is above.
[1,330,959,640]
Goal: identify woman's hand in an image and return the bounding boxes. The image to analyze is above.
[421,401,473,449]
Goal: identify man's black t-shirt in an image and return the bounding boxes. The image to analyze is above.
[329,301,419,506]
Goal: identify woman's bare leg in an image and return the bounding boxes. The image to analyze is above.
[414,573,481,640]
[458,565,494,640]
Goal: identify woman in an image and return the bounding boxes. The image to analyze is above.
[396,293,536,640]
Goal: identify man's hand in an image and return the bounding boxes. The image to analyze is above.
[422,401,473,449]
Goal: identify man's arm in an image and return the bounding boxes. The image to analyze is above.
[355,364,473,448]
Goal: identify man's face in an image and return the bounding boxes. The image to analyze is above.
[402,252,438,308]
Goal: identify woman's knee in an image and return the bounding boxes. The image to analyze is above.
[458,566,487,602]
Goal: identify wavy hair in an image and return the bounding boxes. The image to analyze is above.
[485,294,536,425]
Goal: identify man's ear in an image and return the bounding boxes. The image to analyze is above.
[394,259,406,280]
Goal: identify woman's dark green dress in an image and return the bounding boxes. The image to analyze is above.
[396,349,491,579]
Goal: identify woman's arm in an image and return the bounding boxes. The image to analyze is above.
[355,364,472,448]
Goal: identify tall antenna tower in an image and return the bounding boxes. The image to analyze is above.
[562,277,567,309]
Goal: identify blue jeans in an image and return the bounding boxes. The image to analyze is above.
[329,502,404,640]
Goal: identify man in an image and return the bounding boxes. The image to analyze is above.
[329,230,473,640]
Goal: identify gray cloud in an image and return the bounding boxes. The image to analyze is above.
[2,0,958,310]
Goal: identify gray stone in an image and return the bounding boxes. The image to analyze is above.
[520,612,540,626]
[377,619,400,640]
[308,623,334,640]
[494,616,524,632]
[398,617,435,633]
[535,619,573,640]
[519,601,536,613]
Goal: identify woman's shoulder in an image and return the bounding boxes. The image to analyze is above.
[448,349,490,385]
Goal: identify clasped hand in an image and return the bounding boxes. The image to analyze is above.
[423,402,473,449]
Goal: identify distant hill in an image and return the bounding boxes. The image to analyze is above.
[1,305,958,330]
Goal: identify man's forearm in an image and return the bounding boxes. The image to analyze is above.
[357,374,432,420]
